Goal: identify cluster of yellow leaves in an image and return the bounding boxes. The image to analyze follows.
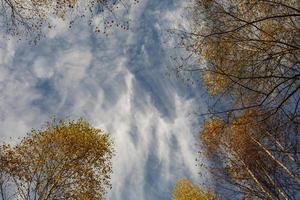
[172,179,217,200]
[228,113,279,188]
[200,110,265,158]
[202,71,228,95]
[194,0,300,100]
[229,111,259,155]
[0,118,113,200]
[200,33,259,96]
[200,117,226,154]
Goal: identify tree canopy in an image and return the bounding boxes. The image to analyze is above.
[179,0,300,118]
[175,0,300,199]
[0,0,136,42]
[200,110,300,199]
[172,179,216,200]
[0,118,114,200]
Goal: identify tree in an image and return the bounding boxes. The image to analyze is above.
[178,0,300,120]
[172,1,300,199]
[0,118,114,200]
[0,0,136,42]
[172,179,217,200]
[0,0,77,41]
[200,110,300,200]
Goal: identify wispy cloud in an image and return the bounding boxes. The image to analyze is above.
[0,0,210,199]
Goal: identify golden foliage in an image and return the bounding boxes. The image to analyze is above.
[228,110,260,155]
[188,0,300,199]
[191,0,300,111]
[198,109,300,199]
[202,71,229,95]
[172,179,217,200]
[200,117,226,154]
[0,118,113,200]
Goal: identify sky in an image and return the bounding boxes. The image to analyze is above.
[0,0,211,199]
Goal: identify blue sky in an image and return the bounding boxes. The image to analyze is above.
[0,0,211,199]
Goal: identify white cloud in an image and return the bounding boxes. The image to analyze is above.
[55,48,92,82]
[46,17,69,39]
[33,57,54,79]
[0,0,211,199]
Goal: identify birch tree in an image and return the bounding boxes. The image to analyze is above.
[174,1,300,199]
[200,110,300,199]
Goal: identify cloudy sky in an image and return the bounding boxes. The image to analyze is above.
[0,0,211,199]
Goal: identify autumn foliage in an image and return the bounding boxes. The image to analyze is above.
[0,119,113,200]
[200,110,299,199]
[174,0,300,199]
[172,179,216,200]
